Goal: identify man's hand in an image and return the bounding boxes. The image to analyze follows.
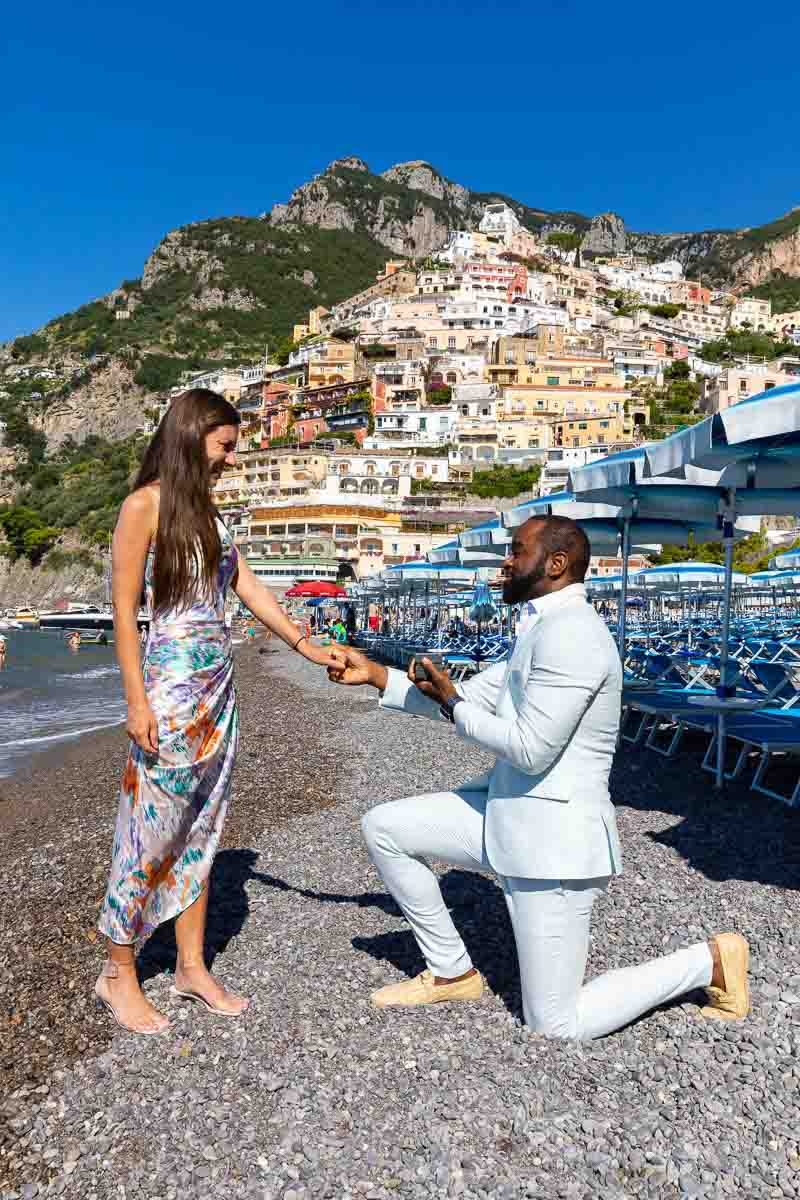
[408,657,458,707]
[328,645,388,690]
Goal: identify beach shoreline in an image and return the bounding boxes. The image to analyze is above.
[0,642,346,1115]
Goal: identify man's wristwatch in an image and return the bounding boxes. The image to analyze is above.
[440,694,463,723]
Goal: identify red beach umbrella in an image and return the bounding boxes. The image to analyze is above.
[285,580,348,598]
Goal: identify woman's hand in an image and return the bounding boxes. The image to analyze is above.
[126,700,159,754]
[327,646,388,690]
[297,638,341,670]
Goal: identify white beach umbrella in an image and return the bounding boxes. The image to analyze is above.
[630,562,749,588]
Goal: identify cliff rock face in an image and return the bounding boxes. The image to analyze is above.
[189,286,259,311]
[730,227,800,288]
[40,359,148,448]
[142,229,224,290]
[581,213,627,256]
[268,159,469,257]
[0,555,106,607]
[381,160,471,212]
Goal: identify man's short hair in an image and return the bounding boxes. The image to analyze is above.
[524,514,591,581]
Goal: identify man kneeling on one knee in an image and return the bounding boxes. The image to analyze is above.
[328,515,749,1039]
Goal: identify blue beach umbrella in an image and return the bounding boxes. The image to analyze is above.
[469,578,498,665]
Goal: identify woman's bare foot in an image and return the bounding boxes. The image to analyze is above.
[95,960,169,1035]
[173,961,249,1016]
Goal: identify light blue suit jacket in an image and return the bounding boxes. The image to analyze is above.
[379,583,623,881]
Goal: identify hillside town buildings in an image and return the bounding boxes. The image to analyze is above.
[137,201,787,587]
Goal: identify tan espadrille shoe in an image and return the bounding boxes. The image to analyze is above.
[701,933,750,1021]
[371,968,485,1009]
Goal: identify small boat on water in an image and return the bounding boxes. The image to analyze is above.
[40,603,114,632]
[14,607,39,627]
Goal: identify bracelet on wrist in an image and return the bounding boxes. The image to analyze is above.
[292,634,307,652]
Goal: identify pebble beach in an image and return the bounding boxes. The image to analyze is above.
[2,642,800,1200]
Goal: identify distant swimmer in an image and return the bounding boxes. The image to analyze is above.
[0,634,6,663]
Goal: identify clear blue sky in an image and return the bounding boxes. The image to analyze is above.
[3,0,800,342]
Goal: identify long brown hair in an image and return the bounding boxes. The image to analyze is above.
[134,388,240,614]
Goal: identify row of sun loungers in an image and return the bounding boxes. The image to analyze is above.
[621,619,800,807]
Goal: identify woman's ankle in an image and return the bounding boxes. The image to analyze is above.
[176,956,207,973]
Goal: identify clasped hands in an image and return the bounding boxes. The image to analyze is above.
[327,645,458,706]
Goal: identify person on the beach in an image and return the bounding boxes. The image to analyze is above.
[0,634,6,664]
[96,388,336,1035]
[328,515,750,1038]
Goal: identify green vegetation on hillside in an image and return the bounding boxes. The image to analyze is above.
[0,507,61,565]
[0,436,143,565]
[747,272,800,315]
[651,530,788,575]
[737,210,800,256]
[699,329,799,363]
[21,220,389,366]
[469,463,541,499]
[647,302,682,319]
[546,232,581,253]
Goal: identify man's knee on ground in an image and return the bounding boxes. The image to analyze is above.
[361,803,396,851]
[524,1005,577,1040]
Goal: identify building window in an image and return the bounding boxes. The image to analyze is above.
[547,376,559,386]
[448,337,456,349]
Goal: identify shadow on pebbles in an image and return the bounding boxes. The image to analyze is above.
[3,645,800,1200]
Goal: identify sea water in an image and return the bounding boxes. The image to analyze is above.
[0,628,127,778]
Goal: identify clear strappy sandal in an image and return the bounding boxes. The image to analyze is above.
[94,960,170,1035]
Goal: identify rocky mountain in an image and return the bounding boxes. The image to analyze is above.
[264,157,800,287]
[268,157,594,258]
[3,154,800,463]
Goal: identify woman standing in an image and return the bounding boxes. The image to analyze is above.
[96,389,335,1034]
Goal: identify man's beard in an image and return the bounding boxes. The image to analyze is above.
[502,558,548,605]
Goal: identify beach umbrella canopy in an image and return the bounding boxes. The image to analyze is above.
[469,579,498,623]
[749,568,800,584]
[284,581,347,598]
[568,446,791,520]
[772,549,800,569]
[381,561,482,583]
[630,562,749,587]
[502,488,750,551]
[643,383,800,487]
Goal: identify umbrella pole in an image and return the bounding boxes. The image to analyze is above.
[617,517,631,667]
[715,506,736,791]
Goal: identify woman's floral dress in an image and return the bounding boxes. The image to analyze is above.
[99,521,239,944]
